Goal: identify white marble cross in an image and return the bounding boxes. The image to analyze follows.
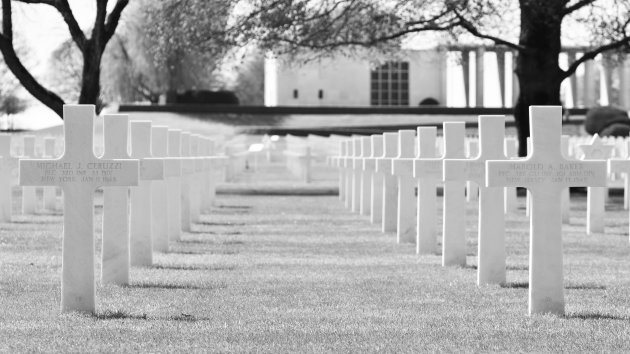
[166,129,183,242]
[197,137,211,213]
[151,126,170,252]
[579,135,614,234]
[363,135,383,224]
[465,139,479,202]
[504,137,519,213]
[486,106,607,315]
[180,132,194,232]
[560,135,571,224]
[359,137,372,216]
[19,105,139,313]
[0,134,15,222]
[440,122,467,266]
[351,137,362,213]
[609,142,630,238]
[129,121,165,266]
[375,133,398,232]
[42,137,58,211]
[413,127,440,255]
[343,139,355,209]
[392,130,417,244]
[22,135,37,214]
[205,138,226,210]
[445,116,507,285]
[101,114,133,285]
[337,140,347,202]
[189,135,203,224]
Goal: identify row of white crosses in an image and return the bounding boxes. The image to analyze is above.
[333,106,619,316]
[0,134,63,221]
[17,105,226,313]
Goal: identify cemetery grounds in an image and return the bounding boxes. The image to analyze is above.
[2,113,630,352]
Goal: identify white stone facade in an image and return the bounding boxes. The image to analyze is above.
[264,49,448,107]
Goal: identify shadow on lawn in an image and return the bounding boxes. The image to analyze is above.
[167,250,208,255]
[566,312,630,320]
[123,282,226,290]
[94,310,209,322]
[501,282,606,290]
[506,264,528,271]
[196,221,246,226]
[185,231,242,236]
[180,239,244,245]
[186,230,218,235]
[169,246,240,256]
[10,220,59,225]
[152,264,236,271]
[217,205,253,210]
[94,310,148,320]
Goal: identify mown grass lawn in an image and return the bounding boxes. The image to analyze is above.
[2,165,630,352]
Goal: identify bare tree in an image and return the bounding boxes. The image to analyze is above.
[0,0,130,118]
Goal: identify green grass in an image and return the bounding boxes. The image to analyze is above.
[2,164,630,352]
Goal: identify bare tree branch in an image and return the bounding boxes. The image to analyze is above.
[563,0,597,16]
[562,37,630,78]
[104,0,129,44]
[454,10,525,51]
[0,0,64,116]
[92,0,108,41]
[15,0,87,52]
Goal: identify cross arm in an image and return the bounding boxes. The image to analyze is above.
[444,159,484,184]
[413,158,443,181]
[163,157,182,178]
[375,157,392,174]
[608,159,630,175]
[139,158,164,180]
[392,158,414,177]
[363,157,376,172]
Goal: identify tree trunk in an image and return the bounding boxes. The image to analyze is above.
[514,0,565,156]
[78,42,103,112]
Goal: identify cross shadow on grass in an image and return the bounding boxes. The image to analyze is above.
[167,250,208,255]
[185,230,217,235]
[93,310,148,320]
[566,312,630,320]
[185,231,242,236]
[123,282,226,290]
[501,282,606,290]
[501,282,528,289]
[177,239,244,245]
[507,264,528,271]
[10,220,59,225]
[196,221,245,226]
[565,283,606,290]
[152,264,236,271]
[168,247,239,256]
[217,205,252,210]
[93,310,210,322]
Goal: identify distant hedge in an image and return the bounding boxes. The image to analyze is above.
[166,90,240,105]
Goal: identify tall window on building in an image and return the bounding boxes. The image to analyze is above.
[370,61,409,106]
